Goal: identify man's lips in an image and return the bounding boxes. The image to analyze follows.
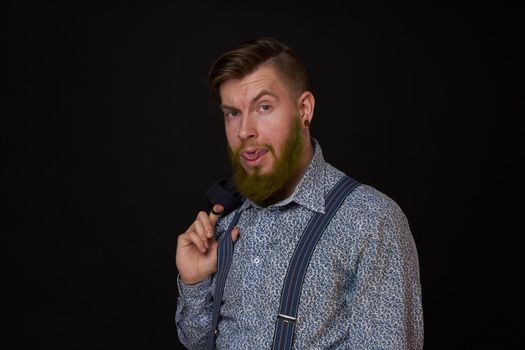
[240,148,269,164]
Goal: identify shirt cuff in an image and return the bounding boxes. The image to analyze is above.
[177,274,212,300]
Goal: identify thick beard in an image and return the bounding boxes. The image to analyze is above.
[228,118,304,207]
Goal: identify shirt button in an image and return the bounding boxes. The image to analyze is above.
[253,257,260,264]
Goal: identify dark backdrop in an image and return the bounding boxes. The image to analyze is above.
[5,2,521,349]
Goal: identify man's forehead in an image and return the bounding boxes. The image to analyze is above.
[219,66,285,106]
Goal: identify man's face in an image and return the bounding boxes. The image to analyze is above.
[220,65,302,175]
[219,64,305,204]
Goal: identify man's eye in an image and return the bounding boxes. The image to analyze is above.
[225,111,240,118]
[259,105,272,113]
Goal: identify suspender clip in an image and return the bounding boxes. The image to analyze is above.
[277,313,297,323]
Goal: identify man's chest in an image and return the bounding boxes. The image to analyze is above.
[221,206,359,314]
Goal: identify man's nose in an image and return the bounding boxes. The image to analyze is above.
[238,114,257,141]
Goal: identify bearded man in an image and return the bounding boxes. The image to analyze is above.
[175,37,424,350]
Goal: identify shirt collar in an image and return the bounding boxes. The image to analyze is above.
[238,138,327,214]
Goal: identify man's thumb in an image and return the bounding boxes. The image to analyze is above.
[209,204,224,226]
[231,227,240,242]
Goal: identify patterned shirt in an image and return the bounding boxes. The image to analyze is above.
[176,139,424,349]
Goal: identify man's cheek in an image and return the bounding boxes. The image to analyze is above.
[263,154,277,173]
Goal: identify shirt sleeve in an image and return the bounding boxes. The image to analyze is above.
[345,201,424,349]
[175,217,228,349]
[175,274,214,349]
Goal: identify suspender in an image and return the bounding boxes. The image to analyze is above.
[207,209,244,349]
[272,176,360,349]
[208,176,360,349]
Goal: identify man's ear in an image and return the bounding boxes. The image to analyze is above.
[297,91,315,127]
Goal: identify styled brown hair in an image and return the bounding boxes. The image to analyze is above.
[208,37,310,97]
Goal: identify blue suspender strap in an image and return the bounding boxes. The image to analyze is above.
[207,208,243,349]
[207,176,360,350]
[272,176,360,350]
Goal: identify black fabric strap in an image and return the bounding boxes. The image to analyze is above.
[206,178,244,218]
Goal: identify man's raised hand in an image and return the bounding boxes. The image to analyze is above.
[176,204,240,285]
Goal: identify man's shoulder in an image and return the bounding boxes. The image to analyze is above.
[325,162,403,212]
[324,163,409,234]
[325,183,411,250]
[344,184,407,223]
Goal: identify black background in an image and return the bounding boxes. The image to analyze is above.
[5,1,522,349]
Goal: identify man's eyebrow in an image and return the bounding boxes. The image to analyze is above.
[220,90,278,110]
[252,90,278,103]
[220,103,237,111]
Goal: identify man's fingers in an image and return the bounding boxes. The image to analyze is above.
[197,211,213,238]
[193,220,209,249]
[231,227,240,243]
[209,204,224,227]
[178,205,228,255]
[186,231,208,253]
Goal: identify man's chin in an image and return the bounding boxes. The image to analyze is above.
[241,162,271,176]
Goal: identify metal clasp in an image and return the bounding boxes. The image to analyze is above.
[277,313,297,323]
